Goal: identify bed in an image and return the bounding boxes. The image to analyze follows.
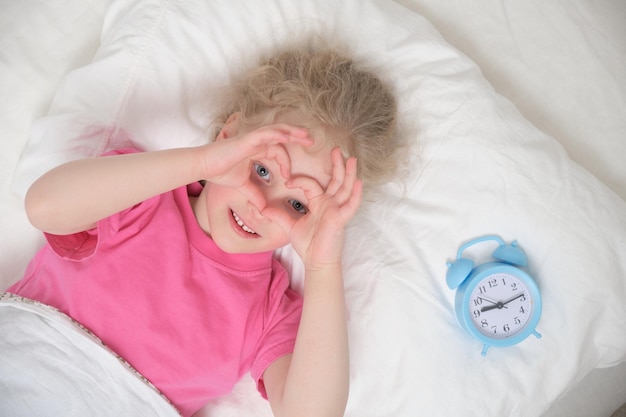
[1,0,625,416]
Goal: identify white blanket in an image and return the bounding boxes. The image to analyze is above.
[0,294,180,417]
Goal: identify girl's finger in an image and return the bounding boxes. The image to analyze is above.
[264,145,292,179]
[334,156,359,203]
[286,176,325,201]
[260,205,296,235]
[248,124,313,148]
[325,147,346,196]
[340,177,363,220]
[238,182,267,212]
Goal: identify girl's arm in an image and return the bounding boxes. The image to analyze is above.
[26,147,206,234]
[264,265,350,417]
[263,149,362,417]
[25,124,311,235]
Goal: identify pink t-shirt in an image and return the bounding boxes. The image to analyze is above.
[8,157,303,417]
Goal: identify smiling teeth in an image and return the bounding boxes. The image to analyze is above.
[232,211,257,234]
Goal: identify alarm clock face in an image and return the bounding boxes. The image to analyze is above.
[467,272,534,339]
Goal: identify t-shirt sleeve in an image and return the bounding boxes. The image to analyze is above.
[251,263,303,399]
[43,148,157,260]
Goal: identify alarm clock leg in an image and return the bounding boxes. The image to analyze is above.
[481,344,490,356]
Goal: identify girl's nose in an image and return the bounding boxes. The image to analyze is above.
[247,201,270,223]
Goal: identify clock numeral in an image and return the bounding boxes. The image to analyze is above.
[481,319,488,328]
[514,317,521,325]
[511,282,518,291]
[488,279,498,288]
[478,285,487,294]
[519,306,526,314]
[473,298,483,307]
[490,324,511,335]
[472,310,481,319]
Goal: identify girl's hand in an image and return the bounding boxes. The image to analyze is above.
[263,147,363,270]
[201,124,312,209]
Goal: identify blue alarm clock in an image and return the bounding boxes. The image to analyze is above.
[446,235,542,356]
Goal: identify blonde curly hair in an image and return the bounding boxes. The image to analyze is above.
[217,48,400,185]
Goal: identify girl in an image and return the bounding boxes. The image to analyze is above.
[2,49,398,417]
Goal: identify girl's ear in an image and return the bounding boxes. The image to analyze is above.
[216,112,241,141]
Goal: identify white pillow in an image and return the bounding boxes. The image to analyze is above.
[13,1,626,416]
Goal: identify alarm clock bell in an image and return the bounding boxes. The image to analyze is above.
[446,236,528,289]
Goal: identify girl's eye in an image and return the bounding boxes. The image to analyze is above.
[288,199,308,214]
[254,163,270,182]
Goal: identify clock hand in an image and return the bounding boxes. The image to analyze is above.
[478,297,498,305]
[501,292,525,306]
[479,296,508,312]
[480,292,525,313]
[480,303,502,313]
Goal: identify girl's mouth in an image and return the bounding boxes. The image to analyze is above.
[231,210,258,235]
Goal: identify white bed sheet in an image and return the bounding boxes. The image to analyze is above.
[397,0,626,201]
[0,0,110,287]
[1,1,625,416]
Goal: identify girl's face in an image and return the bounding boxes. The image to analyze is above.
[194,114,335,254]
